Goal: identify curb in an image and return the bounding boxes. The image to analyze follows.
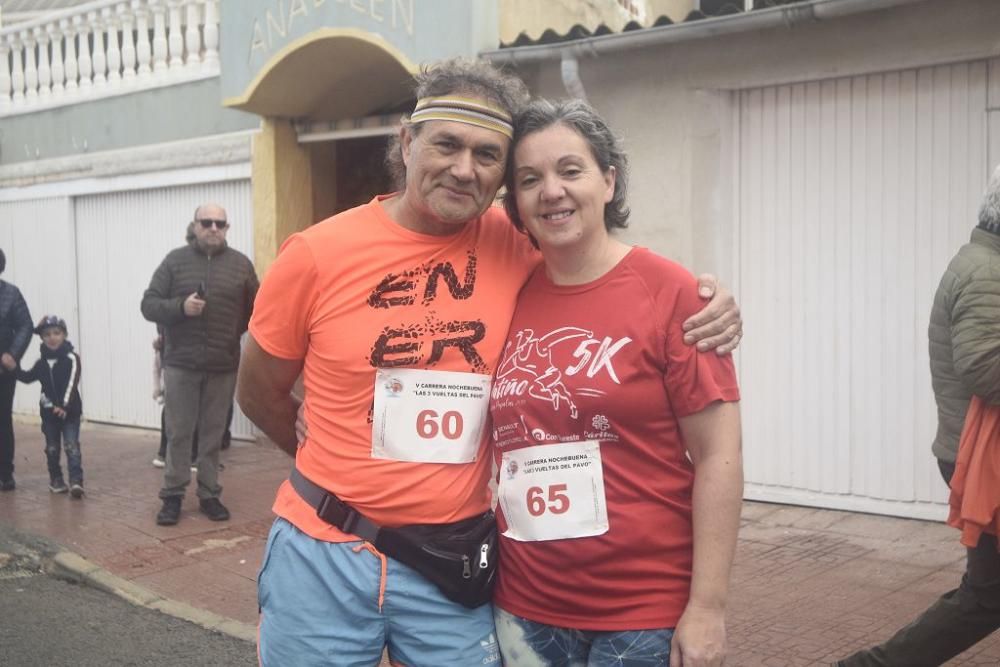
[47,550,256,643]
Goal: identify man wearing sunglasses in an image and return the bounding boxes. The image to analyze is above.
[141,203,259,526]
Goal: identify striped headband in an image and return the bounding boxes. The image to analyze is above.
[410,96,514,139]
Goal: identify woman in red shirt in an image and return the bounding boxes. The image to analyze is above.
[490,99,743,667]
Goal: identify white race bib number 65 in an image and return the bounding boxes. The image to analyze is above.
[499,440,609,542]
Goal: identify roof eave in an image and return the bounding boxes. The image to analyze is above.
[482,0,928,65]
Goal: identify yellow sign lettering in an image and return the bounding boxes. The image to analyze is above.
[266,2,288,41]
[249,0,415,57]
[392,0,413,36]
[250,19,267,57]
[288,0,309,31]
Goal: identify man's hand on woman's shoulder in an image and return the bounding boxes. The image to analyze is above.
[682,274,743,355]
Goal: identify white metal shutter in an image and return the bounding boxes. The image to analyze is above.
[736,60,990,519]
[990,59,1000,172]
[0,197,77,416]
[74,179,256,438]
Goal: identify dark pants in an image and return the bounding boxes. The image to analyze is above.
[41,415,83,485]
[837,460,1000,666]
[159,367,236,501]
[0,374,16,481]
[157,404,233,460]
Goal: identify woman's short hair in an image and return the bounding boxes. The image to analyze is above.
[503,98,630,246]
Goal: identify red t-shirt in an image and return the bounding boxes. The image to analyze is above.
[490,247,740,630]
[249,196,539,540]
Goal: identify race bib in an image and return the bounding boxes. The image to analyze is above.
[498,441,609,542]
[372,368,492,464]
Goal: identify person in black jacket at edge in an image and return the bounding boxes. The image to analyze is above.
[0,248,34,491]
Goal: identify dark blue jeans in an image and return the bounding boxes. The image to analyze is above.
[41,415,82,485]
[494,607,674,666]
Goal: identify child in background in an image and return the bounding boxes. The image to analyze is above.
[17,315,84,497]
[151,333,173,468]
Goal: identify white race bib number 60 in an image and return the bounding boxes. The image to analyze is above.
[372,368,491,464]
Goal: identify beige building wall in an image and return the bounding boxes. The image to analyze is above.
[252,118,315,275]
[519,0,1000,279]
[510,0,1000,519]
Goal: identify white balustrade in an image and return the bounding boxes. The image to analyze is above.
[167,2,184,71]
[74,15,92,92]
[203,0,219,71]
[120,3,138,84]
[35,27,52,99]
[0,43,10,111]
[61,19,79,94]
[151,1,168,73]
[135,3,152,79]
[103,7,123,88]
[10,36,25,104]
[90,11,107,87]
[48,24,66,97]
[23,31,38,103]
[87,12,108,88]
[184,2,202,69]
[0,0,222,116]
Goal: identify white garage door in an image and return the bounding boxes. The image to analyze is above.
[74,179,257,438]
[0,197,77,416]
[736,59,993,520]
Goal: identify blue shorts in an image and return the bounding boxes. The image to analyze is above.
[494,607,674,667]
[257,518,500,667]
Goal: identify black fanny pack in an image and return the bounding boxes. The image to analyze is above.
[290,468,497,609]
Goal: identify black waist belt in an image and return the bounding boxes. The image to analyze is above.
[289,467,381,543]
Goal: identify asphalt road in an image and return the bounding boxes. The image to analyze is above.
[0,527,256,667]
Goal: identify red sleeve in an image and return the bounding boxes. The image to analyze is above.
[248,234,319,360]
[661,271,740,417]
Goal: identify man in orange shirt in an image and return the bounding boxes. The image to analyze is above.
[238,58,742,667]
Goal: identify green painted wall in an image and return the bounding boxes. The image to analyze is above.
[0,77,259,166]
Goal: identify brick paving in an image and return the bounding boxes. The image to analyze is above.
[0,420,998,665]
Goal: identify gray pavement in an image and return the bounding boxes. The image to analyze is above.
[0,419,997,665]
[0,524,256,666]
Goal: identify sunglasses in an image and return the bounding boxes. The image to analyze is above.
[197,218,228,229]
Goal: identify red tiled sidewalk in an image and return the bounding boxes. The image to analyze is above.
[0,420,998,665]
[730,504,1000,665]
[0,420,281,626]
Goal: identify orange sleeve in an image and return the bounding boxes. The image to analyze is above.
[248,234,319,360]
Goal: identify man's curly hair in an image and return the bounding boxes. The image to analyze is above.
[385,58,530,190]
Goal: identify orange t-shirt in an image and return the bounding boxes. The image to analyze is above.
[249,196,539,542]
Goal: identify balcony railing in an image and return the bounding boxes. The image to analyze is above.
[0,0,219,117]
